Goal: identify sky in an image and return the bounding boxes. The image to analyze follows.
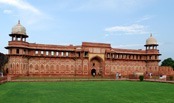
[0,0,174,62]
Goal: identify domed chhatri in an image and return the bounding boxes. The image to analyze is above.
[146,34,158,45]
[11,20,27,35]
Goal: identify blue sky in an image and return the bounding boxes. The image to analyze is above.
[0,0,174,62]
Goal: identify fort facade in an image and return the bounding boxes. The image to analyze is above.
[6,21,172,78]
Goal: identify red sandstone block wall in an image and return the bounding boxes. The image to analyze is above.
[159,66,174,75]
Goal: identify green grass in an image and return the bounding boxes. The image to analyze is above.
[0,81,174,103]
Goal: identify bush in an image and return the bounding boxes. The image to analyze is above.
[169,76,173,81]
[139,75,144,81]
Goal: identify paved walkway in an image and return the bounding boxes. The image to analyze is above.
[12,78,117,82]
[10,77,174,84]
[144,79,174,84]
[1,76,174,84]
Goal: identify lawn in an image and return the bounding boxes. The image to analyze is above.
[0,81,173,103]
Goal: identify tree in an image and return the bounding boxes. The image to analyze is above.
[0,52,8,73]
[161,58,174,70]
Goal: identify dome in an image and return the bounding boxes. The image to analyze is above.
[11,20,26,35]
[146,34,158,45]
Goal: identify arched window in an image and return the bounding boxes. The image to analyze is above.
[41,51,44,55]
[46,51,49,56]
[61,52,64,56]
[51,51,54,56]
[66,52,69,57]
[16,49,19,54]
[35,51,39,55]
[56,52,59,56]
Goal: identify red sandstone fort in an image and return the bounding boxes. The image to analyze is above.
[4,21,174,78]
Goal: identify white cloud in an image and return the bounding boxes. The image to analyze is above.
[0,0,52,27]
[136,15,154,23]
[105,24,148,35]
[3,9,12,14]
[0,0,41,15]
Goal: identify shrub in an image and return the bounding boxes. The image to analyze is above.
[169,76,173,81]
[139,75,144,81]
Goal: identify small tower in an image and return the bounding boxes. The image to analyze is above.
[145,34,158,51]
[5,21,29,75]
[6,20,29,55]
[10,20,28,42]
[144,34,161,74]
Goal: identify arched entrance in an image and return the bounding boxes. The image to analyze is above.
[90,56,104,77]
[91,68,96,77]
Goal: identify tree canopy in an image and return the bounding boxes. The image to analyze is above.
[0,52,8,72]
[161,58,174,70]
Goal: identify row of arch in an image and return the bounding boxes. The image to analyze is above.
[29,64,89,74]
[9,63,89,75]
[107,65,159,71]
[9,63,28,74]
[9,63,159,75]
[105,65,159,75]
[106,53,159,61]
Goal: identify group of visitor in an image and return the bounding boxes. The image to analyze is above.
[116,72,121,79]
[0,72,3,77]
[145,71,153,79]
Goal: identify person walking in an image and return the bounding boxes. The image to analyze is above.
[116,72,119,80]
[119,73,121,79]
